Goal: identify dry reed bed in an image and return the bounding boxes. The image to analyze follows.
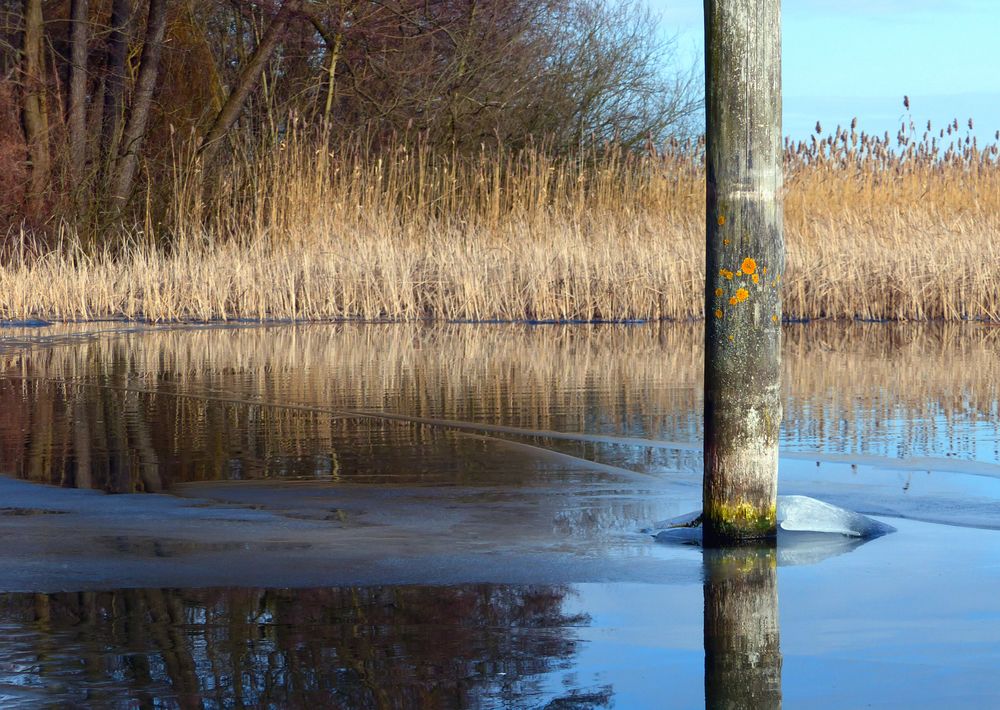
[2,124,999,322]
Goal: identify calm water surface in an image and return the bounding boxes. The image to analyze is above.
[0,322,998,708]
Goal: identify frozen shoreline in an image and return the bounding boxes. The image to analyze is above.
[2,463,994,593]
[0,474,702,592]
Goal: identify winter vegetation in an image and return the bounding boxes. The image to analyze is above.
[0,2,996,322]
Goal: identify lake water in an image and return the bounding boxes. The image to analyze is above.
[0,322,998,708]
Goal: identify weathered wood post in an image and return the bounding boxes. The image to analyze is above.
[703,0,784,544]
[703,547,782,708]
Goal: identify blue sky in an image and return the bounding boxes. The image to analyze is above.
[647,0,1000,141]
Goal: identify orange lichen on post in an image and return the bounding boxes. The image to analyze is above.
[718,215,726,226]
[741,258,757,275]
[733,287,749,303]
[752,273,760,284]
[715,287,724,297]
[715,308,724,318]
[720,268,734,280]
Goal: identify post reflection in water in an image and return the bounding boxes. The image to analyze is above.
[703,546,782,710]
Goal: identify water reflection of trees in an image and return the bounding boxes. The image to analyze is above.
[0,584,610,709]
[0,322,997,492]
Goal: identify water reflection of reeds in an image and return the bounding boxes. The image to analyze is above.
[0,323,997,492]
[783,323,1000,459]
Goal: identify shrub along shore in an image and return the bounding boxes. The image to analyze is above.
[4,125,999,323]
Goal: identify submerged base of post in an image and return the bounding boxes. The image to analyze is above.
[702,400,781,546]
[703,502,777,547]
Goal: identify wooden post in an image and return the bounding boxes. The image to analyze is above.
[703,0,784,544]
[703,547,782,708]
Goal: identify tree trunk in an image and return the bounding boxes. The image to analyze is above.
[703,546,782,709]
[323,32,343,123]
[102,0,129,182]
[307,11,342,124]
[198,0,301,166]
[111,0,168,209]
[22,0,50,213]
[702,0,784,544]
[87,73,106,168]
[68,0,90,185]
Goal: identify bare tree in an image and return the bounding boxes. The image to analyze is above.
[198,0,303,166]
[111,0,168,208]
[21,0,49,212]
[0,0,703,224]
[68,0,90,184]
[102,0,131,181]
[530,0,701,151]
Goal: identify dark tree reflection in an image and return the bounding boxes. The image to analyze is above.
[703,546,782,710]
[0,584,612,709]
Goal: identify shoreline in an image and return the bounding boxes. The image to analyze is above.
[2,315,999,328]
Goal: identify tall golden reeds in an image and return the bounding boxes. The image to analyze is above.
[1,117,998,322]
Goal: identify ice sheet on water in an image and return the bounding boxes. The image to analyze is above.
[648,495,895,565]
[649,495,895,539]
[776,495,895,538]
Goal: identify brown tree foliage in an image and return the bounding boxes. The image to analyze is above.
[0,0,697,233]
